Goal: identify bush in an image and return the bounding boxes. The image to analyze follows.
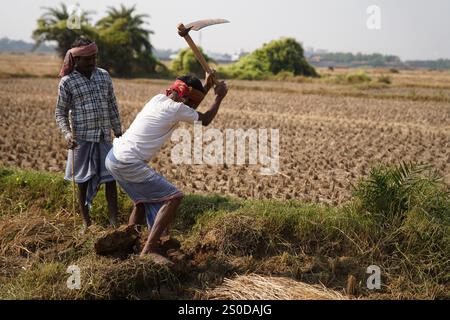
[171,47,213,78]
[351,162,450,294]
[271,71,295,81]
[220,38,318,80]
[352,162,449,225]
[345,70,372,84]
[218,56,271,80]
[377,75,392,84]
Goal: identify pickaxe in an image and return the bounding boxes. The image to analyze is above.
[178,19,230,85]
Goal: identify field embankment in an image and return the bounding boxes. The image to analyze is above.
[0,164,448,299]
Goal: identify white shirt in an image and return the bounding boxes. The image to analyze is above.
[113,94,199,162]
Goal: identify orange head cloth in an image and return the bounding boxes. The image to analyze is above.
[59,43,99,77]
[166,79,191,99]
[166,79,206,106]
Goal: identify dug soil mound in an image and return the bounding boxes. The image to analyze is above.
[94,225,140,258]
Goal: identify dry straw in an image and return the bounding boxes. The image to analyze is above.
[201,274,349,300]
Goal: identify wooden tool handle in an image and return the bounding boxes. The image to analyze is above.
[178,23,219,86]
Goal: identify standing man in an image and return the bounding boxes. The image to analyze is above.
[105,74,227,260]
[56,37,122,230]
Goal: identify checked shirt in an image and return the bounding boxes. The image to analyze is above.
[55,68,122,142]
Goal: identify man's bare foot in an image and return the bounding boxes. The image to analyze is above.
[140,243,157,256]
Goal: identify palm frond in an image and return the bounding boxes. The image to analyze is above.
[353,162,449,225]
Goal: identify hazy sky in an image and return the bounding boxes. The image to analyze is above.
[1,0,449,60]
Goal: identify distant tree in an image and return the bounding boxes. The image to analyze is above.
[370,53,385,67]
[259,38,317,76]
[96,18,134,75]
[318,52,404,68]
[96,4,158,76]
[221,38,318,80]
[406,59,450,70]
[171,47,213,78]
[97,5,153,53]
[219,52,270,80]
[386,55,402,64]
[32,2,96,58]
[32,3,161,77]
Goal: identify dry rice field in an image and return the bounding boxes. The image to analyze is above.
[0,53,449,205]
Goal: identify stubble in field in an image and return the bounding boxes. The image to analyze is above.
[0,71,449,204]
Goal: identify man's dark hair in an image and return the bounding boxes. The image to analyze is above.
[177,75,205,93]
[71,37,93,48]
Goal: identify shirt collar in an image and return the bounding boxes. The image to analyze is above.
[73,67,98,81]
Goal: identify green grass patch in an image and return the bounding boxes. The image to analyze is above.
[0,167,70,216]
[333,70,372,84]
[0,162,448,299]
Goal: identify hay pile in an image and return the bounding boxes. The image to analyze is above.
[201,274,349,300]
[71,254,178,299]
[0,212,78,260]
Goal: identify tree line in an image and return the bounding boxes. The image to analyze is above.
[32,3,317,79]
[33,3,163,77]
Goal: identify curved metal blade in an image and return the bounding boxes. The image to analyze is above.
[185,19,230,31]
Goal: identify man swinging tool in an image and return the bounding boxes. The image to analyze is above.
[106,75,227,261]
[55,37,123,231]
[105,19,229,263]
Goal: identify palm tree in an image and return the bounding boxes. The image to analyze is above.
[32,3,95,58]
[96,4,154,54]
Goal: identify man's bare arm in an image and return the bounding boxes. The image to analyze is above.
[197,82,228,126]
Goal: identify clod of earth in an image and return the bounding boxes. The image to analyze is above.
[94,225,139,257]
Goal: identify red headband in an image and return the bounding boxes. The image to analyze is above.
[166,80,191,99]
